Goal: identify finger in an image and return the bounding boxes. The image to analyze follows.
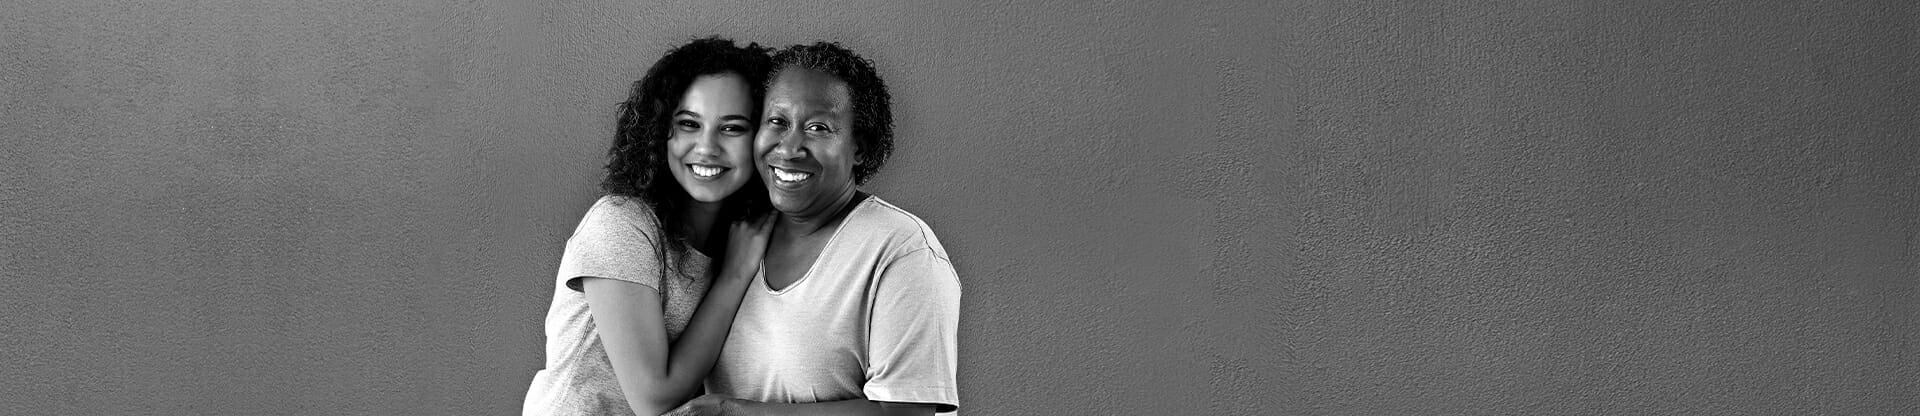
[661,404,691,416]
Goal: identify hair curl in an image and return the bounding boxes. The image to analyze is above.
[768,42,894,185]
[601,36,773,278]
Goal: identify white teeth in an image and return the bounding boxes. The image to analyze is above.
[773,168,812,183]
[690,165,724,178]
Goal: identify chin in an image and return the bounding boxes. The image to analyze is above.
[767,197,806,214]
[685,187,734,203]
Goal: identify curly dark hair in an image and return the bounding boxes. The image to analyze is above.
[601,36,773,278]
[769,42,894,185]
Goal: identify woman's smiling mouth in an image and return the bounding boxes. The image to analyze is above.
[771,167,813,183]
[689,164,727,178]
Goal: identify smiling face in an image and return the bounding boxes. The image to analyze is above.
[756,66,860,220]
[667,73,759,203]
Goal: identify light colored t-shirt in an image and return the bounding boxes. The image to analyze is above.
[707,196,962,413]
[524,195,711,415]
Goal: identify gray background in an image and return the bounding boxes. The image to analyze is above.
[4,0,1915,414]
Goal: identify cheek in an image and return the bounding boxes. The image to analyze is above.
[831,144,861,171]
[752,134,775,152]
[751,139,777,160]
[724,138,755,165]
[665,134,691,156]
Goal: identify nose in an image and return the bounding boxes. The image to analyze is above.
[766,128,805,161]
[691,127,724,157]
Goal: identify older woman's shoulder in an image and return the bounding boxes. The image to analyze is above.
[851,195,949,256]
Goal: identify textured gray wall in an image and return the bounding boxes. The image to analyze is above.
[4,1,1914,414]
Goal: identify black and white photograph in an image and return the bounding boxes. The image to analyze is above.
[3,1,1914,414]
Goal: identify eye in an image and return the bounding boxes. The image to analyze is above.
[676,119,700,130]
[766,117,788,128]
[720,123,750,134]
[804,123,831,133]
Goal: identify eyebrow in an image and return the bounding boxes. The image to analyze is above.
[797,109,843,121]
[676,110,753,122]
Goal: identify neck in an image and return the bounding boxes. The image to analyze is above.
[777,188,863,237]
[682,200,723,250]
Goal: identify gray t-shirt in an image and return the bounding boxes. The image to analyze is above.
[706,196,961,413]
[524,195,711,415]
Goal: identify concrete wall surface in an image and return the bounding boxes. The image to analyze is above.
[3,0,1915,414]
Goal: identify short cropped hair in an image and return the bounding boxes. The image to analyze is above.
[769,42,893,185]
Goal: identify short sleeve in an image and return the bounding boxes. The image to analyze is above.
[556,197,665,292]
[863,248,962,413]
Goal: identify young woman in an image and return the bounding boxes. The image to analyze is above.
[524,37,774,416]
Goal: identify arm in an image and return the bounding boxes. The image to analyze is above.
[668,395,935,416]
[584,216,773,415]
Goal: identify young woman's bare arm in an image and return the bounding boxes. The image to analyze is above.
[666,394,937,416]
[584,216,772,415]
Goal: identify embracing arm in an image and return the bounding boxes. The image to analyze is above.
[668,395,936,416]
[584,216,772,416]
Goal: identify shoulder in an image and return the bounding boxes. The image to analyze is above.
[851,196,962,297]
[579,195,661,232]
[559,195,673,290]
[567,195,666,248]
[585,194,656,220]
[848,195,951,263]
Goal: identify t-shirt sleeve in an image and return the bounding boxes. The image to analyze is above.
[863,247,962,413]
[556,198,665,292]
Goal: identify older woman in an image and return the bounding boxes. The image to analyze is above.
[524,37,774,416]
[671,42,962,416]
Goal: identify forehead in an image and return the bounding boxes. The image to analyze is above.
[766,67,851,114]
[682,74,752,106]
